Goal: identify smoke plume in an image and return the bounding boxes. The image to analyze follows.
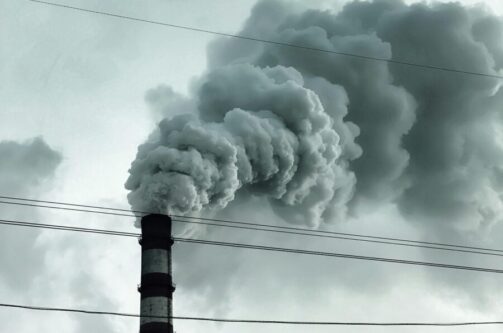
[126,64,356,226]
[0,137,62,197]
[126,0,503,230]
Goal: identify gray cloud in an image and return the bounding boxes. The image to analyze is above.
[373,1,503,233]
[128,0,503,234]
[145,84,197,122]
[0,138,120,332]
[119,1,503,330]
[0,137,62,197]
[0,137,61,288]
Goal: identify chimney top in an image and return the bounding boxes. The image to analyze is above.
[141,214,171,237]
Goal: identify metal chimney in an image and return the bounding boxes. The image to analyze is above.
[138,214,175,333]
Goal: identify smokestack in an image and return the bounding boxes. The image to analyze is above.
[138,214,175,333]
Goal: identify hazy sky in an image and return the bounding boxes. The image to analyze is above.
[2,0,503,332]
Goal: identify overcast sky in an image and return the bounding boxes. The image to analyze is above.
[2,0,503,332]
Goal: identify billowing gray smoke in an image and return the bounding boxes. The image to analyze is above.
[126,64,356,226]
[126,0,503,230]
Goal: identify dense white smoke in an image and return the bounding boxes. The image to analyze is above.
[127,0,503,230]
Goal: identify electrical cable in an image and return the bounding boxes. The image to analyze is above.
[1,218,502,274]
[2,302,503,326]
[2,196,503,257]
[175,237,503,274]
[28,0,503,80]
[175,218,503,257]
[0,218,138,237]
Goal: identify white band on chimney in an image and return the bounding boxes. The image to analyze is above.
[140,297,170,325]
[141,249,170,275]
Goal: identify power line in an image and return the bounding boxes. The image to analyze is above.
[5,199,494,257]
[0,196,138,216]
[2,195,503,257]
[1,218,503,274]
[0,218,138,237]
[176,238,503,274]
[29,0,503,80]
[173,218,503,258]
[2,301,503,326]
[0,199,138,218]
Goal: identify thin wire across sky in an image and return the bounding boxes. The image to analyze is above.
[1,195,503,257]
[29,0,503,80]
[7,1,503,328]
[3,302,503,326]
[2,217,503,274]
[2,204,503,327]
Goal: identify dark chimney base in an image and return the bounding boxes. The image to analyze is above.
[140,322,173,333]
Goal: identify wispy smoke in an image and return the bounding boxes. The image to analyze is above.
[0,137,61,289]
[126,0,503,230]
[0,137,62,197]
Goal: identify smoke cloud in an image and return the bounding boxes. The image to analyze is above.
[0,137,61,288]
[127,0,503,231]
[126,64,356,226]
[0,137,62,197]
